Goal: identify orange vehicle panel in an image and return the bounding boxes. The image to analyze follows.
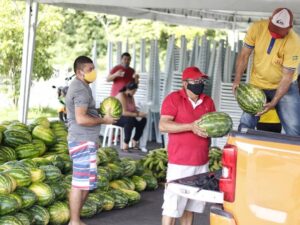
[223,135,300,225]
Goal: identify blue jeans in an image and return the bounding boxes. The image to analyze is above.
[238,80,300,136]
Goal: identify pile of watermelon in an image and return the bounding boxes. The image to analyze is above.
[0,117,159,224]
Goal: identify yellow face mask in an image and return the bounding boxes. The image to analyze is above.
[84,70,97,83]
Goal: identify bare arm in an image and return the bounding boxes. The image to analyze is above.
[159,115,192,133]
[233,47,253,93]
[257,68,294,116]
[75,106,115,126]
[118,94,138,117]
[106,70,123,82]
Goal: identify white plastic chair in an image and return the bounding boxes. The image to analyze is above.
[102,125,135,150]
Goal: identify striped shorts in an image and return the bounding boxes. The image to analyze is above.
[68,141,98,190]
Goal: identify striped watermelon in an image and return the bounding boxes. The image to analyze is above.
[29,168,46,182]
[0,194,19,215]
[0,173,14,194]
[48,142,68,154]
[19,209,35,224]
[119,189,141,206]
[32,117,50,128]
[28,205,50,225]
[43,155,65,171]
[49,183,67,201]
[80,199,97,218]
[0,146,16,162]
[20,159,38,168]
[39,165,62,183]
[107,163,123,180]
[236,83,266,114]
[109,189,128,209]
[14,187,37,209]
[95,192,114,211]
[29,182,55,206]
[0,125,7,133]
[14,212,31,225]
[96,175,109,191]
[15,143,40,159]
[7,122,29,132]
[97,166,112,181]
[87,193,104,213]
[5,168,32,187]
[32,139,47,156]
[47,201,70,225]
[32,125,56,145]
[196,112,233,137]
[142,174,158,190]
[3,129,32,148]
[99,97,123,118]
[131,176,147,192]
[0,215,23,225]
[121,159,136,177]
[32,158,52,166]
[10,193,23,210]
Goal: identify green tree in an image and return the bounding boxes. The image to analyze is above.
[0,1,63,106]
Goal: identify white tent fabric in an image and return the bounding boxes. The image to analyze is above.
[18,0,300,123]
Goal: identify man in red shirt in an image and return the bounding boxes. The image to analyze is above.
[107,52,139,96]
[159,66,216,225]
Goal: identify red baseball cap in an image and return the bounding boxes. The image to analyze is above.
[268,8,293,37]
[182,67,208,80]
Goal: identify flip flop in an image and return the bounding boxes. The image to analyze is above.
[131,146,141,151]
[121,148,131,153]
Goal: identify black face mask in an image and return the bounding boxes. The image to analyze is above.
[187,83,204,95]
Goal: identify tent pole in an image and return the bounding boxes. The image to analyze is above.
[18,0,33,123]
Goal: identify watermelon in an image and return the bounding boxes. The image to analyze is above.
[196,112,233,138]
[32,158,52,166]
[29,205,50,225]
[131,176,147,192]
[5,168,32,187]
[119,189,141,206]
[0,132,2,144]
[7,122,29,132]
[107,163,123,180]
[49,183,67,200]
[48,201,70,225]
[43,155,65,171]
[97,149,109,165]
[0,194,19,215]
[19,209,35,224]
[3,129,32,148]
[14,212,31,225]
[0,173,15,194]
[32,117,50,128]
[39,165,62,183]
[87,193,104,213]
[95,192,114,211]
[134,160,145,176]
[32,139,47,156]
[96,175,109,191]
[0,215,22,225]
[99,97,123,118]
[10,193,23,210]
[0,146,16,162]
[121,177,135,190]
[15,143,40,159]
[20,159,37,168]
[14,187,37,209]
[0,125,7,133]
[50,121,66,129]
[100,147,119,162]
[2,161,25,170]
[28,182,55,206]
[236,83,266,114]
[32,125,56,145]
[142,175,158,190]
[97,166,112,181]
[109,180,128,190]
[62,161,72,174]
[48,142,68,154]
[121,159,136,177]
[109,189,128,209]
[29,168,46,182]
[80,199,97,218]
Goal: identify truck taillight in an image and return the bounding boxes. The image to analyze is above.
[219,144,237,202]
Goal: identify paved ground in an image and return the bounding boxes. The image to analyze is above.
[83,187,210,225]
[83,142,210,225]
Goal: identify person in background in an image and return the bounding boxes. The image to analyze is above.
[159,67,216,225]
[256,108,282,133]
[57,86,68,122]
[233,8,300,136]
[115,82,147,152]
[66,56,116,225]
[107,52,139,96]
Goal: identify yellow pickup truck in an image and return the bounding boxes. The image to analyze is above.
[210,129,300,225]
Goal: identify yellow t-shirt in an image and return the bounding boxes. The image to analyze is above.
[244,20,300,89]
[259,109,280,123]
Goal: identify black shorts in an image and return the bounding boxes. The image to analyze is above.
[256,122,282,133]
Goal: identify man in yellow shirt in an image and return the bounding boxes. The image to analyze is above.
[233,8,300,136]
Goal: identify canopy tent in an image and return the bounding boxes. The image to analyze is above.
[18,0,300,122]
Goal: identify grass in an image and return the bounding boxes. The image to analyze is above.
[0,106,58,122]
